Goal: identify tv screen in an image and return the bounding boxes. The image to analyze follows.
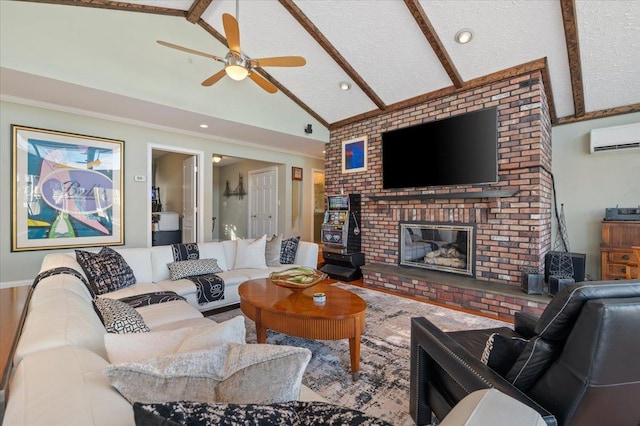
[382,107,498,189]
[327,195,349,210]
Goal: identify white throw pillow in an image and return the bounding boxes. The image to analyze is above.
[234,235,268,269]
[104,343,311,405]
[104,316,246,364]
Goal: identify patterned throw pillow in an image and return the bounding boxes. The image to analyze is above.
[133,401,394,426]
[167,258,223,281]
[480,333,529,377]
[280,236,300,264]
[76,247,136,295]
[94,297,150,334]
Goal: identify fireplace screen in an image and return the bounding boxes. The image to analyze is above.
[400,222,474,277]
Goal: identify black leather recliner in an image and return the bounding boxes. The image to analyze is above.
[410,280,640,426]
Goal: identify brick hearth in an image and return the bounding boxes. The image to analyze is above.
[362,264,550,319]
[326,70,553,319]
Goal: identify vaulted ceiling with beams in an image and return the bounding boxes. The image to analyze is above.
[1,0,639,160]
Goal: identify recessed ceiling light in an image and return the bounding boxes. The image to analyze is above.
[339,81,351,91]
[455,29,473,44]
[200,124,209,128]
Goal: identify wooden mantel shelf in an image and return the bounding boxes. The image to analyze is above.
[368,190,518,202]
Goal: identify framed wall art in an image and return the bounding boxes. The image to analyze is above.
[341,135,368,173]
[292,166,303,181]
[11,125,124,251]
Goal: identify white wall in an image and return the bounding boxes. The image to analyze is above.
[551,112,640,280]
[0,100,324,285]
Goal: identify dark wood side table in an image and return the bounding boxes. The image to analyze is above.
[0,285,32,421]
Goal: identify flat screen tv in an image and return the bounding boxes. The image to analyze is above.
[382,107,498,189]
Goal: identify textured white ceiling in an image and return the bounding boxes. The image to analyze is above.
[577,0,640,112]
[1,0,639,160]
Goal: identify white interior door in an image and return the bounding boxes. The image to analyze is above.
[182,156,197,243]
[249,168,277,238]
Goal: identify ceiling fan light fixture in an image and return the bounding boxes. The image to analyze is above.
[225,64,249,81]
[455,28,473,44]
[225,51,249,81]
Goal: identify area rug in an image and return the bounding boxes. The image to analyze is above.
[208,283,511,426]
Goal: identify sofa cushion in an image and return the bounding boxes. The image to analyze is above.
[94,297,150,334]
[3,346,134,426]
[104,343,311,404]
[14,286,108,364]
[280,236,301,264]
[104,316,246,363]
[76,247,137,295]
[167,258,223,280]
[480,333,529,376]
[115,248,154,283]
[234,235,268,269]
[136,299,204,329]
[133,400,393,426]
[265,235,283,267]
[198,242,229,271]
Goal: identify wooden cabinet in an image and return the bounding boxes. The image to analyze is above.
[601,221,640,280]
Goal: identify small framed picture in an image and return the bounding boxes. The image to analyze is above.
[342,136,368,173]
[292,166,303,181]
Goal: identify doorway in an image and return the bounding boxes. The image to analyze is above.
[148,144,205,247]
[248,166,278,238]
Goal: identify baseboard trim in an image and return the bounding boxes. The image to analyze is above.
[0,280,31,290]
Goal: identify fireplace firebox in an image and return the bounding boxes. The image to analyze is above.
[400,222,475,277]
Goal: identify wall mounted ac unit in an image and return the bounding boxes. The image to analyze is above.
[590,122,640,153]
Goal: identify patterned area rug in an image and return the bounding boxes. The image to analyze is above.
[208,283,511,426]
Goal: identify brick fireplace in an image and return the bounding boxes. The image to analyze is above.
[326,71,553,319]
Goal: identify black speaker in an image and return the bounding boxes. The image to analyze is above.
[544,251,586,283]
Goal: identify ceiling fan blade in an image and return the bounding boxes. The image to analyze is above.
[201,69,227,87]
[222,13,241,53]
[157,40,224,62]
[253,56,306,67]
[248,72,277,94]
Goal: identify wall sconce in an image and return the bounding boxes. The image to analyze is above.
[212,155,223,163]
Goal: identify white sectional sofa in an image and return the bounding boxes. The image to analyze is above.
[3,239,322,425]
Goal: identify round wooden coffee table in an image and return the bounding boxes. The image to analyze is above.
[238,278,367,376]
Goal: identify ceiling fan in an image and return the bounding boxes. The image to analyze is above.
[157,10,305,94]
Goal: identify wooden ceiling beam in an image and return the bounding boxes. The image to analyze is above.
[17,0,185,16]
[186,0,213,24]
[278,0,387,111]
[198,20,329,129]
[403,0,464,89]
[556,103,640,125]
[330,58,550,130]
[560,0,586,117]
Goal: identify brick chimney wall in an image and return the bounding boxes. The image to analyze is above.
[327,71,553,287]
